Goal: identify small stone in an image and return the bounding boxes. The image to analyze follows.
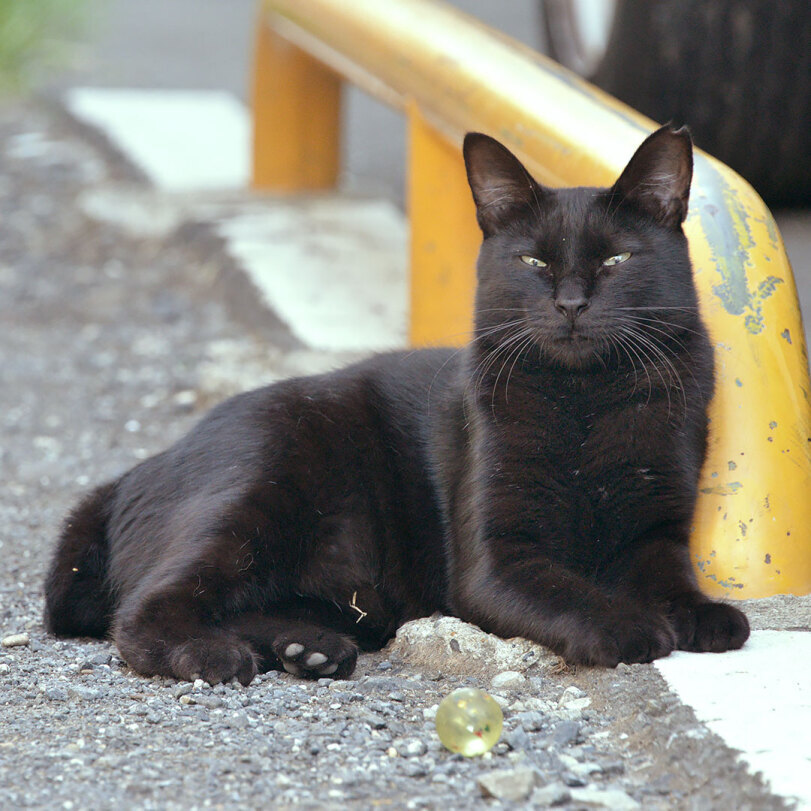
[600,760,626,776]
[530,782,571,806]
[552,720,581,747]
[45,686,68,701]
[173,683,193,698]
[194,695,223,710]
[0,664,10,674]
[644,698,668,717]
[477,767,538,801]
[172,390,198,410]
[402,761,428,777]
[192,678,206,691]
[510,697,549,713]
[515,711,544,732]
[69,686,103,701]
[569,787,641,810]
[559,685,590,710]
[361,712,387,730]
[395,737,427,758]
[491,670,527,690]
[377,660,393,671]
[422,704,439,721]
[562,771,588,788]
[2,633,29,648]
[504,726,530,752]
[178,694,192,705]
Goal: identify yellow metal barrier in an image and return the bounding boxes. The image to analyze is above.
[252,0,811,598]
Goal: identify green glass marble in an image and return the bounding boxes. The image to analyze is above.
[435,687,503,756]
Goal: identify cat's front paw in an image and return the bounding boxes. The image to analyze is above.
[671,600,750,652]
[169,635,258,686]
[564,610,676,667]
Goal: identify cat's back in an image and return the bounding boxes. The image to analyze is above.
[109,347,460,521]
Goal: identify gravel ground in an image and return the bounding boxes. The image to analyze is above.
[0,99,802,810]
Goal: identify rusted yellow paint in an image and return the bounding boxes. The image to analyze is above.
[408,103,479,345]
[255,0,811,597]
[687,158,811,598]
[251,12,341,190]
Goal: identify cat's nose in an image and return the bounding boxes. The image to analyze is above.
[554,296,590,322]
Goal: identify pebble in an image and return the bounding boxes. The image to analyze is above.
[394,738,428,758]
[530,782,571,806]
[491,670,527,690]
[559,685,591,711]
[552,720,581,746]
[361,711,387,729]
[562,771,589,787]
[515,711,544,731]
[569,787,641,809]
[2,633,30,648]
[504,726,531,752]
[422,704,439,721]
[477,767,538,801]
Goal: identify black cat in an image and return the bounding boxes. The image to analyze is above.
[45,126,749,684]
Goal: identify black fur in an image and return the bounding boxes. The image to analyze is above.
[44,126,749,684]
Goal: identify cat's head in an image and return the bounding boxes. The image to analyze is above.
[463,126,698,370]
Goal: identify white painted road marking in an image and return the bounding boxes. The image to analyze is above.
[656,630,811,809]
[66,87,250,192]
[66,87,407,353]
[216,199,407,352]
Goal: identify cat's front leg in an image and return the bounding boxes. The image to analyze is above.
[452,537,676,667]
[611,533,750,654]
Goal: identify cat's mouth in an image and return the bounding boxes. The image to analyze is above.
[544,330,602,367]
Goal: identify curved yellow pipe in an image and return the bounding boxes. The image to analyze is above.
[258,0,811,597]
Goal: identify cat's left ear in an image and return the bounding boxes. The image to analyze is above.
[463,133,543,237]
[611,125,693,229]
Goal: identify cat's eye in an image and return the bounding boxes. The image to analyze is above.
[519,255,548,268]
[602,252,632,267]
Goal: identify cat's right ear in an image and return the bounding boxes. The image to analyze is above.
[611,125,693,229]
[463,133,541,237]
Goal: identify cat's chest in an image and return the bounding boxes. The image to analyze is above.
[490,392,680,499]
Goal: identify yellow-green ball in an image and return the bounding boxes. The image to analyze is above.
[435,687,503,756]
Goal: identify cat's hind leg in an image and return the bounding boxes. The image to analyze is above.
[44,482,117,638]
[111,527,268,685]
[226,603,359,680]
[113,587,260,686]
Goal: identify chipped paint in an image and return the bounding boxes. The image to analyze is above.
[700,482,743,496]
[694,158,784,334]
